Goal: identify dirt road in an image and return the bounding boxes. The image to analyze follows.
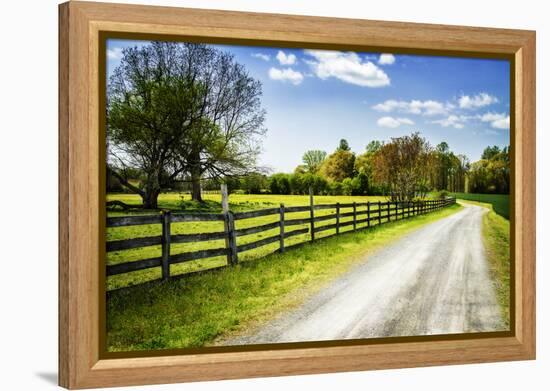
[228,203,506,345]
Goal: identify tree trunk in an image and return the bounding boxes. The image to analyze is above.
[142,188,160,209]
[190,171,202,202]
[189,149,203,202]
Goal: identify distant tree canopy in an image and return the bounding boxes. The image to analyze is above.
[468,146,510,194]
[302,150,327,174]
[372,133,432,201]
[320,140,355,182]
[261,134,508,198]
[107,42,266,207]
[337,138,351,151]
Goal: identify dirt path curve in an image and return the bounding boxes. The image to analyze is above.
[227,203,506,345]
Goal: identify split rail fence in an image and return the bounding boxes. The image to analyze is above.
[106,190,456,283]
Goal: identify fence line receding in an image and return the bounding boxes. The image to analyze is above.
[106,189,456,284]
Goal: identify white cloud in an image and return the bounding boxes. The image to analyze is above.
[304,50,390,87]
[372,99,450,116]
[276,50,296,65]
[432,115,468,129]
[377,116,414,128]
[479,112,510,129]
[378,54,395,65]
[107,47,123,60]
[268,67,304,85]
[458,93,498,109]
[252,53,270,61]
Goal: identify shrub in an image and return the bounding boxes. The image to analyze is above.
[269,173,291,194]
[434,189,449,199]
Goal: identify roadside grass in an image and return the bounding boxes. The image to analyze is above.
[452,192,509,220]
[460,199,510,328]
[107,203,462,352]
[106,193,390,290]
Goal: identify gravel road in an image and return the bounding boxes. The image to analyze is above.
[227,203,506,345]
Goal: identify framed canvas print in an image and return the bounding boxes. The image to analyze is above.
[58,1,536,389]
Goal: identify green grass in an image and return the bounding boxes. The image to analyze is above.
[106,193,391,290]
[106,203,462,352]
[461,199,510,328]
[452,192,509,219]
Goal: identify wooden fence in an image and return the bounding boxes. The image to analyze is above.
[106,193,456,283]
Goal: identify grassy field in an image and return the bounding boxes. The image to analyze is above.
[460,199,510,327]
[107,203,462,352]
[106,193,391,290]
[452,192,509,219]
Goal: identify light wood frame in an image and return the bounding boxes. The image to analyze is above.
[59,1,536,389]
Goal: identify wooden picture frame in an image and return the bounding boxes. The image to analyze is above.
[59,1,536,388]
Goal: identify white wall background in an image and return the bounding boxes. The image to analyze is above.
[0,0,546,389]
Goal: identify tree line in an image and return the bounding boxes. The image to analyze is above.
[111,132,510,203]
[256,135,507,201]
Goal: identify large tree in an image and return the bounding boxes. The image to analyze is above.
[373,133,432,201]
[107,42,266,207]
[302,150,327,173]
[320,147,355,182]
[354,140,384,194]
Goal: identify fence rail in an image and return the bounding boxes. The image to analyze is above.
[106,195,456,283]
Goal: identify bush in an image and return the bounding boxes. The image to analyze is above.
[329,181,343,195]
[241,173,268,194]
[434,189,449,199]
[341,178,354,195]
[269,173,291,194]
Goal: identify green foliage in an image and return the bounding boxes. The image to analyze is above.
[301,150,327,173]
[269,173,292,195]
[329,181,343,195]
[288,173,329,195]
[241,173,268,194]
[481,145,502,160]
[321,149,356,182]
[365,140,383,154]
[337,138,351,151]
[341,178,354,195]
[467,148,510,194]
[434,189,449,199]
[352,171,369,195]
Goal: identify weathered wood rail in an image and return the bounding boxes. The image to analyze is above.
[106,195,456,283]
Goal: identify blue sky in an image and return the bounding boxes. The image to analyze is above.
[107,39,510,173]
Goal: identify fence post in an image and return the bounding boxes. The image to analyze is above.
[279,203,285,253]
[227,212,238,265]
[336,202,340,234]
[367,202,371,228]
[221,184,236,265]
[161,210,171,281]
[309,187,315,242]
[353,202,357,231]
[395,202,399,220]
[378,201,382,225]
